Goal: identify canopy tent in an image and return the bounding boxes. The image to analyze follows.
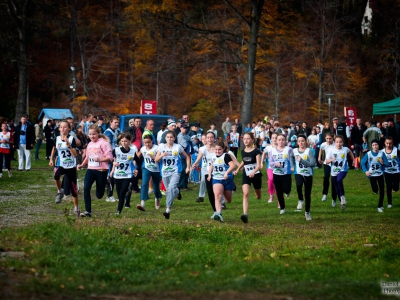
[372,97,400,116]
[38,108,74,128]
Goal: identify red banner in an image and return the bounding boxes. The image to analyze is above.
[344,106,357,129]
[140,100,157,114]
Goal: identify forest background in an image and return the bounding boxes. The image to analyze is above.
[1,0,399,127]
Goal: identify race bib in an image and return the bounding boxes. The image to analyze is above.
[244,163,259,176]
[88,156,100,167]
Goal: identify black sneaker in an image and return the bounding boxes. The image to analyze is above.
[177,192,182,200]
[196,197,204,203]
[80,211,92,217]
[240,214,248,223]
[163,212,170,219]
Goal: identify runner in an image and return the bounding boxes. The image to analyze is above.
[77,125,113,217]
[268,134,292,215]
[325,135,355,210]
[104,116,121,202]
[110,133,138,215]
[191,131,217,215]
[0,123,13,178]
[137,134,162,211]
[154,131,190,219]
[318,132,336,205]
[361,139,390,212]
[234,132,262,223]
[261,132,278,203]
[291,134,316,221]
[208,140,236,222]
[49,120,80,216]
[228,125,240,157]
[382,137,400,209]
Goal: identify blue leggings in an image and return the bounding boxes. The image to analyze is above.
[331,171,347,197]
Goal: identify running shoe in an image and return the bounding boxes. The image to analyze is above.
[210,212,216,219]
[196,197,204,203]
[74,208,80,217]
[340,195,346,210]
[213,213,224,222]
[80,211,92,217]
[268,194,274,203]
[332,200,336,208]
[297,200,303,210]
[377,207,383,213]
[280,209,286,215]
[115,211,121,215]
[161,191,166,196]
[124,205,131,208]
[305,212,312,221]
[321,194,327,201]
[148,189,154,194]
[240,214,248,223]
[136,204,145,211]
[55,189,64,204]
[163,212,170,219]
[106,196,117,202]
[387,204,392,208]
[177,191,182,200]
[7,170,12,177]
[155,199,160,210]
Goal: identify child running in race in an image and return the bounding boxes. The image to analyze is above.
[208,140,236,222]
[325,135,355,210]
[155,131,190,219]
[361,139,389,213]
[192,132,216,215]
[0,123,13,178]
[268,134,292,215]
[228,125,240,158]
[318,132,336,205]
[77,125,113,217]
[290,134,316,221]
[110,133,138,215]
[137,134,162,211]
[261,132,278,203]
[49,120,80,216]
[234,132,262,223]
[383,137,400,208]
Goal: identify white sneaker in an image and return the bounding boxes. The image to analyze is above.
[268,194,274,203]
[340,196,346,210]
[297,200,303,210]
[321,194,327,201]
[210,212,216,219]
[148,189,154,194]
[106,196,117,202]
[280,209,286,215]
[305,212,312,221]
[332,200,336,208]
[387,204,392,208]
[377,207,384,213]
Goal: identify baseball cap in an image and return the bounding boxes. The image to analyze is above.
[181,123,189,129]
[178,119,184,123]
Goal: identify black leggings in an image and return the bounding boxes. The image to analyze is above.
[84,169,108,213]
[273,174,292,210]
[369,175,385,208]
[205,174,216,212]
[323,164,337,200]
[115,178,131,212]
[295,174,313,212]
[384,172,399,205]
[0,153,11,171]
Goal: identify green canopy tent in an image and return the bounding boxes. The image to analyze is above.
[372,97,400,120]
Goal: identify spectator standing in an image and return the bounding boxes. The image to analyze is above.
[34,120,44,160]
[385,118,398,147]
[363,122,381,150]
[350,118,366,162]
[221,117,231,139]
[14,115,35,171]
[44,119,54,160]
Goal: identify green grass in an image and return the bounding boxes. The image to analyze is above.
[0,145,399,299]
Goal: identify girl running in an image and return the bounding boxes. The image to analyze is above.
[0,123,13,178]
[137,134,162,211]
[383,137,400,208]
[268,134,292,214]
[77,125,113,217]
[228,125,239,158]
[290,134,316,221]
[49,120,79,216]
[208,140,236,222]
[325,135,355,210]
[154,131,190,219]
[361,139,390,212]
[234,132,262,223]
[110,133,138,215]
[261,132,278,203]
[318,132,336,205]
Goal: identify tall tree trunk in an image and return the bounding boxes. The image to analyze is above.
[239,0,264,127]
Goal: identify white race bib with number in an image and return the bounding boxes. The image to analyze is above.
[244,163,259,176]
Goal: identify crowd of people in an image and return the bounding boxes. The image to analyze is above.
[1,112,399,222]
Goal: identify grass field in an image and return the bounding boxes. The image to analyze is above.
[0,146,399,300]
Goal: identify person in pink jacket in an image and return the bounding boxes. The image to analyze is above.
[77,125,113,217]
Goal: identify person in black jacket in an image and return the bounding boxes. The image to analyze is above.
[14,115,35,171]
[350,118,366,160]
[44,119,54,159]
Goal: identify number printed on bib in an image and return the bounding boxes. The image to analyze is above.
[244,163,259,176]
